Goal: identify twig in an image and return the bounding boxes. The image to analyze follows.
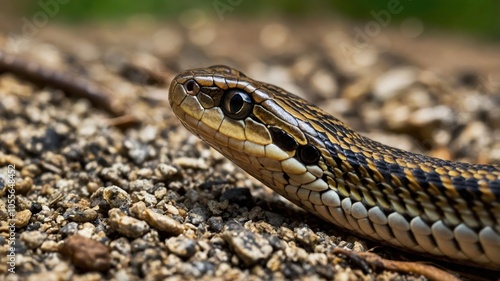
[333,248,461,281]
[0,50,141,128]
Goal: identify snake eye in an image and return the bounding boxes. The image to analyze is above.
[222,89,253,119]
[184,80,200,95]
[298,144,320,165]
[269,126,298,151]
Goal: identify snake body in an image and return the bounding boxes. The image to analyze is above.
[169,65,500,269]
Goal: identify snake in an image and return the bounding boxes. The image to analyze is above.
[168,65,500,269]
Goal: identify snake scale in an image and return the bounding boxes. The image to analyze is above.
[169,65,500,269]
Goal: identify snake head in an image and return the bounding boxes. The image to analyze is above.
[169,66,331,206]
[169,65,273,148]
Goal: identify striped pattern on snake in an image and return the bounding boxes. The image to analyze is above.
[169,65,500,269]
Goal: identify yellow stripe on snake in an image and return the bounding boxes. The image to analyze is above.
[169,65,500,269]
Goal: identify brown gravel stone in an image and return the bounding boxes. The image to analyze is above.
[0,153,23,168]
[108,208,149,238]
[59,235,112,271]
[16,177,34,194]
[130,201,184,235]
[40,240,60,252]
[15,209,32,228]
[21,163,41,178]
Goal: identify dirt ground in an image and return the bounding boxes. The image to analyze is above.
[0,17,499,281]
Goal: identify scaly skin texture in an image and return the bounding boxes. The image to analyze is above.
[169,65,500,269]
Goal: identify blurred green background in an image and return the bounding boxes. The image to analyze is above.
[4,0,500,38]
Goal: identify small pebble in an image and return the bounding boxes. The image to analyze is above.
[295,225,320,247]
[166,236,197,259]
[21,163,41,178]
[220,187,253,207]
[59,235,111,271]
[173,157,208,170]
[124,139,149,164]
[373,67,418,101]
[0,153,24,168]
[156,163,180,180]
[136,168,154,178]
[132,190,158,205]
[207,216,224,233]
[187,205,208,225]
[164,203,180,215]
[221,221,273,266]
[59,222,79,236]
[310,68,338,99]
[130,202,184,235]
[108,208,150,238]
[139,125,158,143]
[20,230,47,249]
[264,211,285,227]
[91,185,131,210]
[15,209,32,228]
[129,179,154,193]
[40,240,60,252]
[64,207,98,222]
[17,177,34,194]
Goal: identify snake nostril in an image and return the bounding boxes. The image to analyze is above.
[184,80,200,95]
